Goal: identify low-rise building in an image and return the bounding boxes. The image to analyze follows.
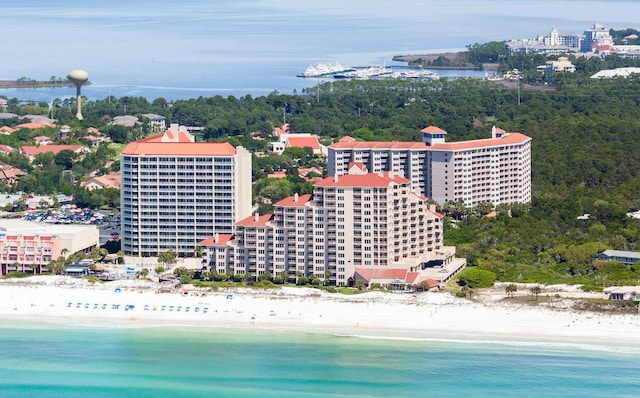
[19,144,90,161]
[81,172,121,190]
[270,133,326,155]
[597,250,640,265]
[0,219,100,275]
[537,56,576,76]
[142,114,167,132]
[603,286,640,301]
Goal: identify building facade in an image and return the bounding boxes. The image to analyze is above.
[0,233,60,275]
[426,126,532,207]
[0,219,100,275]
[328,126,532,208]
[120,125,252,257]
[201,170,461,287]
[581,23,614,52]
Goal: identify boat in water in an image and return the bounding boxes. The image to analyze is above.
[334,66,393,79]
[297,62,355,78]
[391,69,439,79]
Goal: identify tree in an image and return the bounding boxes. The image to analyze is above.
[505,283,518,298]
[54,150,77,169]
[157,250,177,269]
[530,285,542,300]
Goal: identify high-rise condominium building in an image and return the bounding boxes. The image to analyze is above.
[328,125,531,208]
[120,125,252,257]
[201,166,462,287]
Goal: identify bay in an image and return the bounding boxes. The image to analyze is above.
[1,0,639,101]
[0,320,639,397]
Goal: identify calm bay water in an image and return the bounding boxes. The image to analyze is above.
[0,320,639,397]
[1,0,639,101]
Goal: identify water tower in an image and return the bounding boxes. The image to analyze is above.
[68,69,89,120]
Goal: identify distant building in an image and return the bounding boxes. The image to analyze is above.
[591,67,640,79]
[112,115,139,128]
[270,133,326,156]
[537,56,576,76]
[19,145,90,161]
[0,126,17,135]
[81,172,121,190]
[14,120,56,130]
[33,135,52,145]
[142,113,167,133]
[581,23,614,52]
[597,250,640,265]
[506,27,581,54]
[0,113,18,122]
[0,161,27,185]
[0,144,15,154]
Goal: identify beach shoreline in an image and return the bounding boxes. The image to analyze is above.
[2,276,639,351]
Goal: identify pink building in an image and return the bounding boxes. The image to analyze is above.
[0,233,62,275]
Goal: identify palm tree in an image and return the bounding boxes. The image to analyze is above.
[530,285,542,300]
[505,283,518,298]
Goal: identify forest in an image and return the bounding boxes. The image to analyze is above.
[1,52,640,287]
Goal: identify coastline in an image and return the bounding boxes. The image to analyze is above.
[2,276,639,351]
[0,80,76,89]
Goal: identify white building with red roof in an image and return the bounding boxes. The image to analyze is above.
[270,133,326,156]
[328,125,531,207]
[200,169,464,287]
[120,124,252,257]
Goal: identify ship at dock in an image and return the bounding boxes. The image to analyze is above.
[297,62,356,78]
[334,66,393,79]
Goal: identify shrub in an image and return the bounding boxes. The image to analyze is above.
[457,268,497,288]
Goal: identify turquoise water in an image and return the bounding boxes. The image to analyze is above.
[0,320,639,397]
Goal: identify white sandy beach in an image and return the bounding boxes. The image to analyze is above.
[1,276,639,348]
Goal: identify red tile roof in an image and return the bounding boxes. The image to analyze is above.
[236,213,273,227]
[275,194,312,207]
[428,132,530,151]
[15,121,56,130]
[20,145,86,156]
[200,234,234,247]
[330,141,428,150]
[0,144,15,153]
[315,172,409,188]
[355,268,408,282]
[0,126,17,134]
[405,272,420,284]
[420,125,448,134]
[286,136,320,150]
[338,135,356,142]
[121,142,237,156]
[267,170,287,179]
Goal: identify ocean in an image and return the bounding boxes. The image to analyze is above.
[0,319,639,397]
[1,0,639,101]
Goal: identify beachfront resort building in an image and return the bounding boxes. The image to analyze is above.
[120,124,252,257]
[328,125,532,208]
[0,219,99,275]
[201,167,465,288]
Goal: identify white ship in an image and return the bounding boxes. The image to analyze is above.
[334,66,393,79]
[297,62,355,78]
[392,69,439,79]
